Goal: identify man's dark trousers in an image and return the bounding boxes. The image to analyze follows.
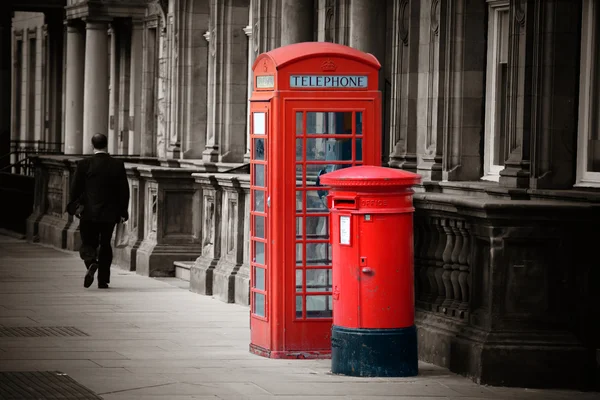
[79,220,116,285]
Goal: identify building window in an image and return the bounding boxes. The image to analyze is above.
[482,0,509,181]
[576,0,600,187]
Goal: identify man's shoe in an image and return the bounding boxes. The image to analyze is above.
[98,283,109,289]
[84,263,98,288]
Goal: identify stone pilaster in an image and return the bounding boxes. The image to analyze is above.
[528,0,582,189]
[388,0,419,171]
[178,0,210,159]
[251,0,281,55]
[348,0,385,59]
[280,0,314,46]
[498,0,532,188]
[441,0,486,181]
[82,19,110,154]
[203,0,250,163]
[129,19,143,156]
[317,0,351,44]
[415,0,445,181]
[64,20,85,154]
[165,7,180,159]
[182,0,211,159]
[141,17,159,157]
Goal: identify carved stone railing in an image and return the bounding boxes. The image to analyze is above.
[412,192,600,389]
[414,215,471,319]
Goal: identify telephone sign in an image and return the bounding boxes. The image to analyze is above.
[290,75,369,88]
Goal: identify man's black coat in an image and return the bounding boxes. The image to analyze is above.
[68,153,130,223]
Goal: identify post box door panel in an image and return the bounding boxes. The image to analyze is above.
[250,101,271,350]
[284,100,376,349]
[357,213,415,329]
[331,212,360,328]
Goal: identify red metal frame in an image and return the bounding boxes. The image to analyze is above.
[249,42,382,358]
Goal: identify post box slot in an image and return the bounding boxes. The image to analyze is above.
[334,198,357,209]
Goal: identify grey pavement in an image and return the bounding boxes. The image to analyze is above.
[0,235,597,400]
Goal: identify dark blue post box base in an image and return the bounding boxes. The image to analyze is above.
[331,325,418,377]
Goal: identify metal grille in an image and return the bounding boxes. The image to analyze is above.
[0,327,89,337]
[0,371,102,399]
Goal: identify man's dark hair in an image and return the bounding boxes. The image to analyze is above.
[91,133,108,150]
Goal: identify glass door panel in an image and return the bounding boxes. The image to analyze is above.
[251,110,268,319]
[294,109,364,320]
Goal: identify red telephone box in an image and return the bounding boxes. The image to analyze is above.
[249,42,382,358]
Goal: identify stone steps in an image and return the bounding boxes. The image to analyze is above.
[174,261,194,282]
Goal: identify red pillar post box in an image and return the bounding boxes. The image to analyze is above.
[320,165,421,377]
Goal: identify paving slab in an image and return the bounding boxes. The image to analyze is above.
[0,235,597,400]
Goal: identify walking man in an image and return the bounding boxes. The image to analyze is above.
[68,133,130,289]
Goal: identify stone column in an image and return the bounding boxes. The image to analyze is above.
[129,19,143,156]
[108,23,119,154]
[280,0,314,46]
[203,0,250,163]
[46,14,64,147]
[0,15,11,169]
[64,20,85,154]
[118,22,131,155]
[83,19,110,154]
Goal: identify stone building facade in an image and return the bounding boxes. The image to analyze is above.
[2,0,599,390]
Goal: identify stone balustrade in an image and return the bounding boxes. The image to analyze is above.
[412,191,600,389]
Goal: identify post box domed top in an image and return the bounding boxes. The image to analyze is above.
[256,42,381,70]
[319,165,421,188]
